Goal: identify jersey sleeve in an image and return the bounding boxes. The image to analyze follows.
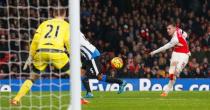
[29,23,44,58]
[152,35,179,54]
[170,34,179,45]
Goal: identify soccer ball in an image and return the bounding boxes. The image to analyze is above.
[111,57,123,69]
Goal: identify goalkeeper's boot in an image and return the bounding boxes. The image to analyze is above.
[118,80,127,94]
[85,92,94,98]
[81,98,89,104]
[160,92,168,97]
[10,99,20,106]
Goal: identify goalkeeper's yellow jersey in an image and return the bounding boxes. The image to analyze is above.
[30,18,70,57]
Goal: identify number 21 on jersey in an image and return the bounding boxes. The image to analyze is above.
[44,24,60,38]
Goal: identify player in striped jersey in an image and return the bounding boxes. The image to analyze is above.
[80,33,127,98]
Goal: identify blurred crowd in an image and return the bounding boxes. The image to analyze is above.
[0,0,209,79]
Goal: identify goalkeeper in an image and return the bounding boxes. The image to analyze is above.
[10,8,88,105]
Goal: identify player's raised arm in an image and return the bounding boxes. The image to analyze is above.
[150,24,179,56]
[150,36,178,56]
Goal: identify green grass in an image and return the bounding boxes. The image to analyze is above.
[1,91,210,110]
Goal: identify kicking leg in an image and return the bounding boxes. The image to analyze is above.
[162,74,176,96]
[162,61,180,96]
[81,68,94,98]
[98,75,127,94]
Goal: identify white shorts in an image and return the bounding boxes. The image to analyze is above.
[169,52,189,74]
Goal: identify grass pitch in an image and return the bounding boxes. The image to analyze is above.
[0,91,210,110]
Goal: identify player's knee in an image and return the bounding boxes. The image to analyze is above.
[28,78,36,83]
[171,61,178,66]
[97,74,102,81]
[169,61,178,74]
[82,77,89,83]
[81,69,86,77]
[169,66,175,74]
[28,75,40,83]
[175,66,182,74]
[29,73,40,81]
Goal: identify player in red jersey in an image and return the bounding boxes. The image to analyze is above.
[150,23,191,96]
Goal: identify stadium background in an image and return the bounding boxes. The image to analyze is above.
[0,0,209,79]
[0,0,209,110]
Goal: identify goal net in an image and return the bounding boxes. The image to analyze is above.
[0,0,79,109]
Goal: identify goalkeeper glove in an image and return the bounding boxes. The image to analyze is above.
[23,56,32,70]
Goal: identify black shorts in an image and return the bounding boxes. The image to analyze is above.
[81,56,102,78]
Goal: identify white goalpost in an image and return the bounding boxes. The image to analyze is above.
[69,0,81,110]
[0,0,81,110]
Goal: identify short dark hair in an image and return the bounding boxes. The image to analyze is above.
[167,22,176,27]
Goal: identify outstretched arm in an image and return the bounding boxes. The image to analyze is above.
[150,36,178,56]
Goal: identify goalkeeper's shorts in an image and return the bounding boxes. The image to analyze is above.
[32,50,69,73]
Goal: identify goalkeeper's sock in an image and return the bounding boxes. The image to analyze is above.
[13,79,33,102]
[82,77,91,93]
[102,75,123,85]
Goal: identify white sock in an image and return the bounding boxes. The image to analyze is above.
[165,80,175,94]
